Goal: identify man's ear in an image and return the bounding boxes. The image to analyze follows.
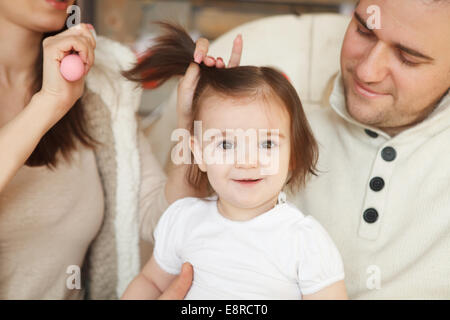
[190,136,207,172]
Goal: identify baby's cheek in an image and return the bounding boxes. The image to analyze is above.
[205,163,232,191]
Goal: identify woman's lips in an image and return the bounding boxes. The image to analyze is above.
[45,0,71,10]
[354,79,389,99]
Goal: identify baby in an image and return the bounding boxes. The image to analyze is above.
[122,22,347,300]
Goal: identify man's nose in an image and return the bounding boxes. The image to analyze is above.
[355,41,390,84]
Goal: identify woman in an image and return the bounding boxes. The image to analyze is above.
[0,0,227,299]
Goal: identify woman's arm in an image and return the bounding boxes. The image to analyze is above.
[0,93,55,192]
[163,62,209,204]
[302,280,348,300]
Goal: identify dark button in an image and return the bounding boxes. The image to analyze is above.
[370,177,385,192]
[363,208,379,223]
[381,146,397,162]
[365,129,379,138]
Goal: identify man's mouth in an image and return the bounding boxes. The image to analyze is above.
[354,79,389,99]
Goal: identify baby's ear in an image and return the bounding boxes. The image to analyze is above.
[190,136,206,172]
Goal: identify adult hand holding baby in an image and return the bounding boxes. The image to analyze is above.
[157,262,194,300]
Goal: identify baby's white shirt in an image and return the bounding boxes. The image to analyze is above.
[153,193,345,300]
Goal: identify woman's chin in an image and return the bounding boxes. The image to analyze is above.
[33,18,67,33]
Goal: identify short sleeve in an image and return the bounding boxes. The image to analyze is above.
[297,216,345,296]
[152,198,187,275]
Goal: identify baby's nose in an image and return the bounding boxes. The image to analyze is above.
[234,144,258,168]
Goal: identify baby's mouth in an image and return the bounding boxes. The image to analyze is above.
[232,178,263,185]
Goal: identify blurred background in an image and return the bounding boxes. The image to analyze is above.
[76,0,357,115]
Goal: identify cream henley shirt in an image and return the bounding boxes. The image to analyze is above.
[290,74,450,299]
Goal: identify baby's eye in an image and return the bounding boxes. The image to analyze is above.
[218,140,234,150]
[260,140,277,149]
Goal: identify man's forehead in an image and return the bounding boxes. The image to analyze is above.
[356,0,450,58]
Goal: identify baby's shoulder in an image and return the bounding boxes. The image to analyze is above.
[278,202,309,223]
[278,202,330,238]
[162,196,216,221]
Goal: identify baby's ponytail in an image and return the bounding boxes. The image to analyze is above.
[123,22,196,87]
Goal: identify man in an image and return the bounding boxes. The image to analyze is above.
[173,0,450,299]
[289,0,450,299]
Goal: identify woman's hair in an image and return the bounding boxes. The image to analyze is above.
[123,22,318,193]
[27,3,95,168]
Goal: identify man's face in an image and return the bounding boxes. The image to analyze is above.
[340,0,450,135]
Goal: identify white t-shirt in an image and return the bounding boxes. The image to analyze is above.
[153,193,345,299]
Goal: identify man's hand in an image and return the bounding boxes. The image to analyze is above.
[158,262,194,300]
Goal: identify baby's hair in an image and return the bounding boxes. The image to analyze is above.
[123,21,318,194]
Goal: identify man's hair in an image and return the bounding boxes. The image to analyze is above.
[123,22,319,194]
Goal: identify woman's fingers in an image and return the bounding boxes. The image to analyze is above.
[177,62,201,120]
[203,56,216,67]
[158,262,194,300]
[70,23,97,49]
[44,35,88,68]
[193,34,242,68]
[65,24,96,74]
[216,57,226,68]
[227,34,243,68]
[179,62,201,93]
[194,37,209,64]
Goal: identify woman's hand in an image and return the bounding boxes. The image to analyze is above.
[165,34,244,203]
[0,24,96,193]
[194,34,243,69]
[176,34,243,128]
[38,23,96,123]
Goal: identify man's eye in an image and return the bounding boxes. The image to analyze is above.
[218,141,234,150]
[398,53,420,67]
[261,140,277,149]
[356,25,373,38]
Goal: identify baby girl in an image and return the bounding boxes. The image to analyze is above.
[122,22,347,300]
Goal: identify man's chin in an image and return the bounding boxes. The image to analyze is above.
[345,94,385,126]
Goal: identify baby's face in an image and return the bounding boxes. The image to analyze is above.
[192,93,291,211]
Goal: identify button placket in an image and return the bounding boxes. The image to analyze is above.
[358,145,398,240]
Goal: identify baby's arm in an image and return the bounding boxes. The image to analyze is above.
[121,255,178,300]
[302,280,348,300]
